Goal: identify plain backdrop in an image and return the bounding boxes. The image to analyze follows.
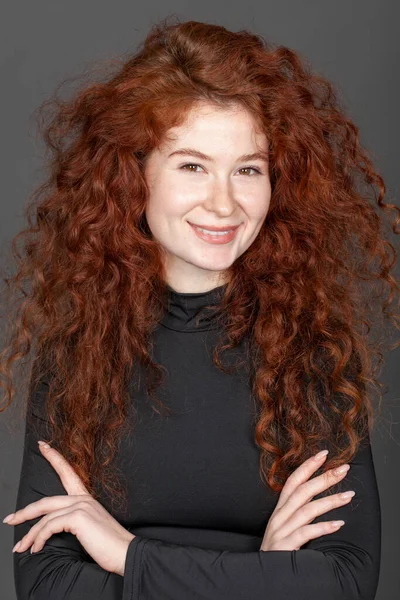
[0,1,399,599]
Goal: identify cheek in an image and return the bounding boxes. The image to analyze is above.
[239,177,271,209]
[254,184,271,219]
[240,193,270,241]
[148,199,196,230]
[243,196,270,223]
[145,192,192,240]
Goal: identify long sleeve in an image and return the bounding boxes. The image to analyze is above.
[13,375,124,600]
[12,301,381,600]
[122,433,381,600]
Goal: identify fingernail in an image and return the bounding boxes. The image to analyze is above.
[3,513,14,523]
[38,441,50,449]
[314,449,329,460]
[340,490,356,499]
[12,541,21,553]
[331,520,345,528]
[334,464,350,476]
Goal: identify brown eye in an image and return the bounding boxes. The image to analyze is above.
[179,164,262,175]
[180,163,202,173]
[239,167,261,176]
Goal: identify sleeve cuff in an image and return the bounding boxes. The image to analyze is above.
[122,535,149,600]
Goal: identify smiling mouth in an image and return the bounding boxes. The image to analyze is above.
[188,222,241,232]
[188,222,241,244]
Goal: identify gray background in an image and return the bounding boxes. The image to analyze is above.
[1,1,399,598]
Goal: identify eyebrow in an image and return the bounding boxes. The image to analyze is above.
[167,148,269,163]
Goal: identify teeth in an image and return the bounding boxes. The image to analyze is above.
[195,227,233,236]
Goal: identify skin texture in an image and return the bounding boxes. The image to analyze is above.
[143,102,271,293]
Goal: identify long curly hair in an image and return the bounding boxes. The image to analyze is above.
[1,16,399,516]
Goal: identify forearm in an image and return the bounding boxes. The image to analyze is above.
[122,534,379,600]
[14,543,124,600]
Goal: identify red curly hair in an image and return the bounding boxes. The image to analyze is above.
[1,16,399,516]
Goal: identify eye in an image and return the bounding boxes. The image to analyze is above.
[238,167,262,176]
[180,163,203,173]
[179,163,262,175]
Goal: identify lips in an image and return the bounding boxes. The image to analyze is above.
[189,222,241,244]
[188,222,240,232]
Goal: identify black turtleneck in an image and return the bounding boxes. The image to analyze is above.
[160,282,228,332]
[13,285,381,600]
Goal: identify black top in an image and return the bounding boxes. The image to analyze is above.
[13,284,381,599]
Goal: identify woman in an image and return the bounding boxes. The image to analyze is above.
[1,17,398,600]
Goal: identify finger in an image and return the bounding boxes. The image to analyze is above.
[282,519,346,551]
[5,495,88,525]
[38,442,90,496]
[276,451,330,509]
[274,462,350,531]
[13,505,77,553]
[281,462,347,520]
[275,488,355,541]
[14,507,80,554]
[283,462,351,514]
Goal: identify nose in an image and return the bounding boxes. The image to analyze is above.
[203,178,236,217]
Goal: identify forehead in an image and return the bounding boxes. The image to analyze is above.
[171,102,261,132]
[163,103,267,151]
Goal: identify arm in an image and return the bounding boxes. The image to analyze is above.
[122,434,381,600]
[13,376,124,600]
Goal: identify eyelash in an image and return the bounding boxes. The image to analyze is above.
[179,163,262,176]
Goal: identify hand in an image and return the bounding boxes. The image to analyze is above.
[260,450,355,551]
[3,441,135,576]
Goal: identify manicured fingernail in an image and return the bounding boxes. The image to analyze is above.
[38,441,50,449]
[331,520,345,528]
[314,449,329,460]
[340,490,356,499]
[3,513,14,523]
[12,541,21,552]
[334,464,350,476]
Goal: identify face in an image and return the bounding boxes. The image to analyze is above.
[143,102,271,293]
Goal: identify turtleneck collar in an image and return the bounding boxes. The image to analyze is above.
[159,283,228,332]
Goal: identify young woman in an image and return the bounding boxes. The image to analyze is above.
[1,17,398,600]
